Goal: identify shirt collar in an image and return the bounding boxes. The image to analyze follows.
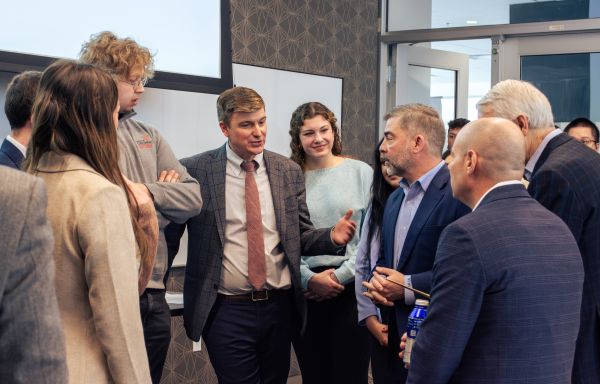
[225,142,265,177]
[6,134,27,157]
[118,110,137,122]
[524,129,562,180]
[400,160,445,193]
[472,180,523,211]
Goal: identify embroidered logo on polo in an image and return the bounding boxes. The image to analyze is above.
[136,135,153,149]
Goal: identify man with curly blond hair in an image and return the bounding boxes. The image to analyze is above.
[80,31,203,384]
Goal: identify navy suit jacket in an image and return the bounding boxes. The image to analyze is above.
[378,164,469,336]
[528,133,600,383]
[0,138,24,169]
[407,184,584,384]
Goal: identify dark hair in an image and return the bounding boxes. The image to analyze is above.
[289,102,342,168]
[565,117,599,142]
[24,59,150,288]
[365,138,398,261]
[4,71,42,129]
[448,117,470,130]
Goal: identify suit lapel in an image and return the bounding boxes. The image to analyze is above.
[396,166,448,270]
[383,188,404,268]
[532,133,570,176]
[1,139,25,168]
[208,145,227,245]
[263,151,286,240]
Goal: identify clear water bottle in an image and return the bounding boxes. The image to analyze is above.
[403,299,429,365]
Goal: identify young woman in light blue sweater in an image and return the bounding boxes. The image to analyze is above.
[289,102,373,384]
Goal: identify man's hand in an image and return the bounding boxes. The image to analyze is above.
[158,169,180,183]
[331,209,357,245]
[362,267,406,306]
[399,332,409,368]
[366,316,388,347]
[306,269,344,300]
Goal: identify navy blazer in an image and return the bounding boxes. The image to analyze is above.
[407,184,584,384]
[0,139,24,169]
[378,164,469,337]
[528,133,600,383]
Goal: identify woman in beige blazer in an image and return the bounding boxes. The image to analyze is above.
[24,60,152,384]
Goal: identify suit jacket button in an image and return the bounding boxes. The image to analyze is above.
[213,284,218,290]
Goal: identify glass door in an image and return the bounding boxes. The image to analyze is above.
[391,44,469,126]
[497,33,600,125]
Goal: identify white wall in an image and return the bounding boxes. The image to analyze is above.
[0,72,11,137]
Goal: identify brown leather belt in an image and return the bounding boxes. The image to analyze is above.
[218,289,290,302]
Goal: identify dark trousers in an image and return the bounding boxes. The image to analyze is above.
[387,309,408,384]
[202,292,294,384]
[293,282,370,384]
[369,331,391,384]
[139,289,172,384]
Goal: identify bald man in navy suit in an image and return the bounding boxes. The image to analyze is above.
[406,118,583,383]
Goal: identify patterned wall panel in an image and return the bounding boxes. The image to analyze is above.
[162,1,379,382]
[231,0,380,163]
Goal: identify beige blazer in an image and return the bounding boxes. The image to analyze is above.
[35,151,151,384]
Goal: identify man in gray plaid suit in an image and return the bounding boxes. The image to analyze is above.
[0,166,68,383]
[166,86,357,384]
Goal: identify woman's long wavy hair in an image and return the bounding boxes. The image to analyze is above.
[289,102,343,169]
[24,59,150,280]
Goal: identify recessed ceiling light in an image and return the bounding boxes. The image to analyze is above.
[466,20,478,25]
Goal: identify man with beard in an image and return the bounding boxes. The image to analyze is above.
[363,104,469,383]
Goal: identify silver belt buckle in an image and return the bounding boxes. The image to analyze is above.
[251,290,269,301]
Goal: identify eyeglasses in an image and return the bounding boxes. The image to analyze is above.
[120,77,148,89]
[578,138,597,146]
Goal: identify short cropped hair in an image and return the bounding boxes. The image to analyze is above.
[217,87,265,124]
[384,103,445,155]
[565,117,599,143]
[4,71,42,129]
[448,118,470,130]
[79,31,154,79]
[477,79,554,131]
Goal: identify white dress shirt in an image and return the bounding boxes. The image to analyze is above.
[219,144,291,294]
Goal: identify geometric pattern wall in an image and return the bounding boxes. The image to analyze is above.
[231,0,380,163]
[161,2,379,382]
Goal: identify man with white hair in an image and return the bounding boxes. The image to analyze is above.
[477,80,600,384]
[404,118,583,383]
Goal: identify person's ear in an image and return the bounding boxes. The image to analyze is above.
[514,115,529,137]
[219,121,230,137]
[465,150,478,175]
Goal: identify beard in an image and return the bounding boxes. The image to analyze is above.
[383,153,413,178]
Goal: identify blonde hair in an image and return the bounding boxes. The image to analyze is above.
[384,103,445,155]
[79,31,154,79]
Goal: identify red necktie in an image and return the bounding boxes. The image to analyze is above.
[241,160,266,290]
